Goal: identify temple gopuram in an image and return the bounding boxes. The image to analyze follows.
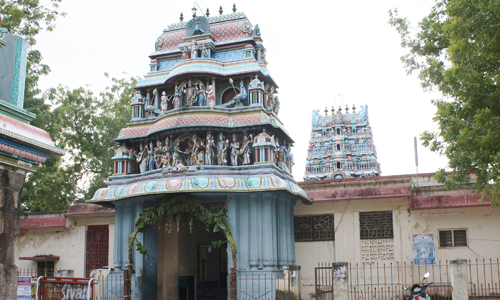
[304,105,381,181]
[88,5,310,299]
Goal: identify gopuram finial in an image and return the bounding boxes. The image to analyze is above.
[206,7,210,17]
[331,106,335,115]
[180,12,184,22]
[345,105,349,114]
[192,5,197,18]
[219,5,223,15]
[232,3,237,13]
[324,107,328,116]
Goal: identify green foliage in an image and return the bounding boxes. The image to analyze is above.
[0,0,64,46]
[129,193,237,266]
[389,0,500,204]
[21,76,138,211]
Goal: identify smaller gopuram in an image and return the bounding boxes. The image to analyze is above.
[88,5,309,299]
[304,105,381,181]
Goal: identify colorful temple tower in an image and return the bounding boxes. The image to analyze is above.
[88,6,309,299]
[304,105,381,181]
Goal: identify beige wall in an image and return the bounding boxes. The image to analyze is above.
[294,198,500,299]
[15,215,114,278]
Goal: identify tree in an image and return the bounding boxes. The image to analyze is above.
[21,76,137,211]
[389,0,500,204]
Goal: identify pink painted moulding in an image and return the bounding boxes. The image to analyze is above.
[0,113,55,146]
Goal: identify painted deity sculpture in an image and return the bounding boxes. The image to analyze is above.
[189,41,198,58]
[189,134,201,165]
[217,133,228,165]
[205,132,215,165]
[174,86,181,109]
[183,80,195,107]
[136,143,148,173]
[241,133,252,165]
[154,139,163,169]
[230,134,240,166]
[200,45,208,58]
[148,141,156,171]
[173,140,182,166]
[161,91,172,115]
[197,84,206,106]
[162,136,172,167]
[206,85,215,109]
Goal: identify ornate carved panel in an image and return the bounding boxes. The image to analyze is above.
[294,215,334,242]
[361,238,394,264]
[359,211,393,239]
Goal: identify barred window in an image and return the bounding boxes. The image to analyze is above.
[360,211,393,240]
[294,215,335,242]
[38,261,55,277]
[439,229,467,248]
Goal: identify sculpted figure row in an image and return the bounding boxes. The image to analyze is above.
[135,132,254,173]
[134,131,290,173]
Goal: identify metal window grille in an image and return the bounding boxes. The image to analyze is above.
[360,211,394,239]
[294,215,334,242]
[86,225,109,277]
[37,261,55,277]
[439,229,467,247]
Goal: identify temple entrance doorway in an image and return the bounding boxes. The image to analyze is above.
[159,219,228,300]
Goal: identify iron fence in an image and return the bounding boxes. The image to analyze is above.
[347,261,451,300]
[316,259,500,300]
[237,272,296,300]
[468,259,500,299]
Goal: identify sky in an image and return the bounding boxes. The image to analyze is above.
[35,0,449,181]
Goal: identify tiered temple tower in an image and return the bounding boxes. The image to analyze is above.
[89,6,310,299]
[304,105,381,181]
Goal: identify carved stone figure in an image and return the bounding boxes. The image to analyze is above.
[205,132,215,165]
[154,139,163,169]
[206,85,215,109]
[200,45,208,58]
[136,143,148,173]
[182,49,189,59]
[183,80,195,107]
[197,84,206,106]
[267,85,275,108]
[161,136,172,167]
[189,41,198,58]
[148,141,156,171]
[285,144,293,172]
[241,133,252,165]
[174,86,181,109]
[161,92,172,115]
[271,95,279,114]
[217,133,228,165]
[230,134,240,166]
[173,140,183,166]
[231,80,247,107]
[189,134,201,165]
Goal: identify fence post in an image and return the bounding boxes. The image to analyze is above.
[283,265,301,300]
[451,259,468,300]
[333,262,349,300]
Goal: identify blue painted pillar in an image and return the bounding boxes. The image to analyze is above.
[277,197,286,268]
[227,192,299,299]
[113,203,123,270]
[262,194,276,270]
[249,195,260,270]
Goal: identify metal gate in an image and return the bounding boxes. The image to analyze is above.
[315,263,334,299]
